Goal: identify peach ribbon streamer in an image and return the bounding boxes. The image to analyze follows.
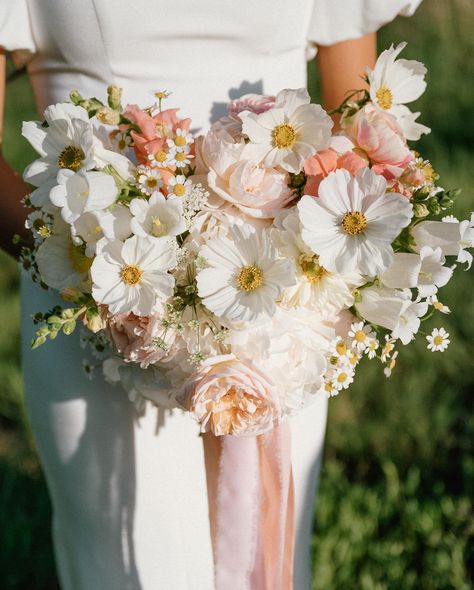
[203,422,295,590]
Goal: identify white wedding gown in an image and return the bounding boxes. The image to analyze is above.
[1,1,421,588]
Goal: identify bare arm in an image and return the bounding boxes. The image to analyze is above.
[317,33,377,125]
[0,49,32,258]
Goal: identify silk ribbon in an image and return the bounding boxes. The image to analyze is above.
[203,422,295,590]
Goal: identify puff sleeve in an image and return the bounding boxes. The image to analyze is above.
[308,0,422,47]
[0,0,36,65]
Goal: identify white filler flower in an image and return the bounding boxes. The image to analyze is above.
[196,225,295,323]
[130,192,186,239]
[366,42,430,140]
[239,88,333,173]
[426,327,450,352]
[298,168,413,276]
[91,235,176,316]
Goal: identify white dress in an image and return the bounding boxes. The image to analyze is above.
[0,1,421,589]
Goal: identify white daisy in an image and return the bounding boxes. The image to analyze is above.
[426,327,450,352]
[239,88,333,173]
[367,42,429,140]
[49,169,117,224]
[25,210,54,243]
[196,225,295,323]
[91,235,176,316]
[167,174,193,198]
[333,366,355,391]
[297,168,413,276]
[167,146,193,169]
[380,335,396,362]
[365,337,380,359]
[136,166,164,196]
[112,131,132,154]
[426,295,450,315]
[167,127,193,152]
[130,192,186,239]
[348,321,376,352]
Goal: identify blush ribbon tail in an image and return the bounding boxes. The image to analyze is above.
[203,421,295,590]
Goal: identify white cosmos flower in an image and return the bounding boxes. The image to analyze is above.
[91,235,176,316]
[239,88,333,173]
[22,102,132,187]
[298,168,413,276]
[49,169,117,224]
[130,192,186,239]
[196,225,295,323]
[36,218,92,291]
[272,209,362,314]
[381,246,453,297]
[367,42,429,140]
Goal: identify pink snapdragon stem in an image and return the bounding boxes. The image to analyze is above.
[203,422,295,589]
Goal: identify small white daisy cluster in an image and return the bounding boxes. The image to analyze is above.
[22,46,473,436]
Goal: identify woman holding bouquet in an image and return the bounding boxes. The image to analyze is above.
[0,1,421,589]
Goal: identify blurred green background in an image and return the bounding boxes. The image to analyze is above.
[1,1,473,588]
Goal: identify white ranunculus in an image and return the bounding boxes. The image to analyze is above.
[36,218,92,291]
[272,209,363,314]
[228,307,333,415]
[298,168,413,276]
[367,42,429,140]
[239,88,333,173]
[49,169,117,224]
[130,192,186,239]
[91,235,176,316]
[381,246,453,297]
[196,225,295,323]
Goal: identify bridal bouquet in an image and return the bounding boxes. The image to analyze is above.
[21,43,473,436]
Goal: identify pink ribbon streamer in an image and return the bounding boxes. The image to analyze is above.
[203,422,295,590]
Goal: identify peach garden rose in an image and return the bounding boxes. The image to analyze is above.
[177,354,280,436]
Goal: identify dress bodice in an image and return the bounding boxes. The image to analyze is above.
[1,0,422,131]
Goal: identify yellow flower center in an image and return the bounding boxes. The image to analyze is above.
[336,341,348,356]
[433,301,444,311]
[299,254,329,284]
[68,243,92,274]
[236,265,263,292]
[376,86,393,110]
[58,145,85,171]
[173,183,186,197]
[434,335,444,345]
[174,135,187,147]
[337,372,348,384]
[325,382,335,393]
[354,330,367,343]
[118,139,127,151]
[175,151,187,162]
[155,150,168,163]
[121,264,143,285]
[146,177,158,188]
[341,211,367,236]
[271,124,297,149]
